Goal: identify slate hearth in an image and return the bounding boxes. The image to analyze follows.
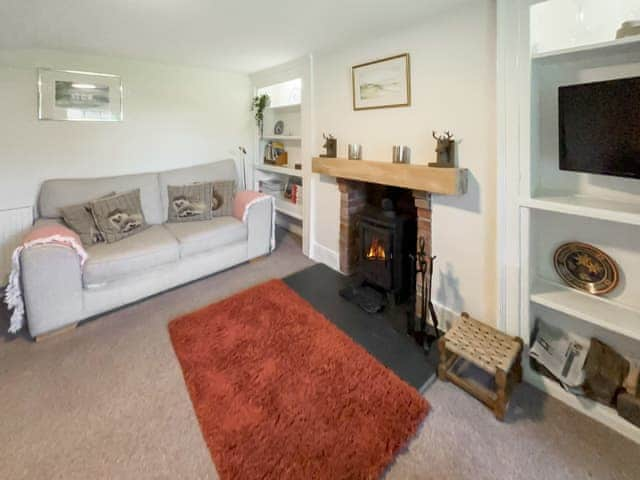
[284,263,436,390]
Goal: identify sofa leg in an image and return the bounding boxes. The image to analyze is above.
[35,323,78,342]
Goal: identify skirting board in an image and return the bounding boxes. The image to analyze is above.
[310,242,339,272]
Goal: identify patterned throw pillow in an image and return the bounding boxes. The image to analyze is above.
[167,183,214,223]
[211,181,235,217]
[90,189,149,243]
[61,192,115,246]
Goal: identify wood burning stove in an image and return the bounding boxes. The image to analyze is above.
[358,200,416,303]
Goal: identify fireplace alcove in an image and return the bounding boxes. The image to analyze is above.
[312,157,469,330]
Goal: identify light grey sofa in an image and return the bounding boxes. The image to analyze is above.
[22,159,273,338]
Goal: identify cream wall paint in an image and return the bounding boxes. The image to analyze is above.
[0,49,253,212]
[310,0,498,323]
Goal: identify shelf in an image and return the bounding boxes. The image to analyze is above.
[530,277,640,342]
[266,103,300,113]
[312,157,467,196]
[524,365,640,444]
[254,164,303,178]
[532,35,640,65]
[521,195,640,226]
[274,196,303,220]
[260,135,301,141]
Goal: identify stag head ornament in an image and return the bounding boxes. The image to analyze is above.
[430,130,455,168]
[320,133,337,158]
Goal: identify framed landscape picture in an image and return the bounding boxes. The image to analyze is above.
[38,68,123,121]
[352,53,410,110]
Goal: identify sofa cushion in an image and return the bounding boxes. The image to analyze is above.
[90,189,149,243]
[158,160,238,222]
[167,183,214,223]
[39,172,164,224]
[60,192,115,246]
[83,225,179,287]
[163,217,247,258]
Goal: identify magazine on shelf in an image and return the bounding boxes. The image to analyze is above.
[529,319,590,391]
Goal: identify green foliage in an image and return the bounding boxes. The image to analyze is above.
[252,94,270,126]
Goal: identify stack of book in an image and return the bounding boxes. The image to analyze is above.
[259,179,285,197]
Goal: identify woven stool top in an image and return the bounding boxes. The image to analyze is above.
[444,313,521,374]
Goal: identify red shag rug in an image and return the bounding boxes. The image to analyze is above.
[169,279,429,479]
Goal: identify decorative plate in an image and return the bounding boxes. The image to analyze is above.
[553,242,618,295]
[274,120,284,135]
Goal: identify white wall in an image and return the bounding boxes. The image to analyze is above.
[310,0,498,323]
[0,49,253,212]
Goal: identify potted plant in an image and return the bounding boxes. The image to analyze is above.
[252,94,270,137]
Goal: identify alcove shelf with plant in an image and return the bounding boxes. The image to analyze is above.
[251,72,309,244]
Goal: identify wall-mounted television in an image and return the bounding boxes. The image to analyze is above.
[559,76,640,180]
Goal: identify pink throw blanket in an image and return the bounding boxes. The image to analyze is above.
[233,191,276,251]
[4,224,88,333]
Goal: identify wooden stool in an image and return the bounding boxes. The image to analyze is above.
[438,312,523,420]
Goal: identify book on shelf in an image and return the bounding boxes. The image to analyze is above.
[291,184,303,205]
[259,179,285,196]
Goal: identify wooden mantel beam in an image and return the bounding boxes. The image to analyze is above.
[312,157,467,195]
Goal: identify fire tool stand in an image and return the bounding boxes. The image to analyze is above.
[408,236,440,350]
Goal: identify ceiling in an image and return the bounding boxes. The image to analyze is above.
[0,0,466,73]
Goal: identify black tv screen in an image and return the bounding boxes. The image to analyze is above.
[559,76,640,180]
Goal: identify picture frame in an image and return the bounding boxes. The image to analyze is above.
[37,68,123,121]
[352,53,411,111]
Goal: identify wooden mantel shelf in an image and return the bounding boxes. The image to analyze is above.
[312,157,467,195]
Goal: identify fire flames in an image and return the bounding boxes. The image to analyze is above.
[366,239,386,260]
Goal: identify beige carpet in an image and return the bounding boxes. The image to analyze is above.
[1,230,638,480]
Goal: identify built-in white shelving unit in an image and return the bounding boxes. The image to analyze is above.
[530,278,640,343]
[515,17,640,444]
[254,164,303,178]
[274,196,303,221]
[532,34,640,64]
[260,135,302,141]
[250,60,312,251]
[523,364,640,442]
[266,103,301,113]
[520,195,640,226]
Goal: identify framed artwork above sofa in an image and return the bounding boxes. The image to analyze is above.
[37,68,123,121]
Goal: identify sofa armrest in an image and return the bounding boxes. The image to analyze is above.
[244,197,273,258]
[21,244,83,337]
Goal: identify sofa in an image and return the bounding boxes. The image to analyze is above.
[21,159,273,338]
